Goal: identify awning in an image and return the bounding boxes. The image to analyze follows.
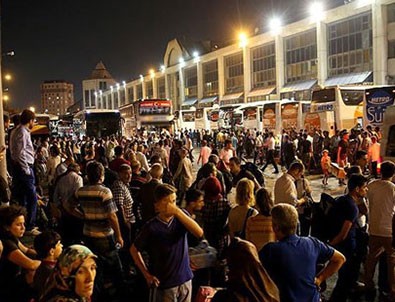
[280,80,317,93]
[324,71,373,87]
[199,96,218,104]
[221,92,243,101]
[182,98,198,106]
[247,87,276,97]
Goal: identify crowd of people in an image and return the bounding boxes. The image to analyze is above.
[0,108,393,302]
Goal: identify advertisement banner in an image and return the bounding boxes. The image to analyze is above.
[263,104,276,131]
[281,103,298,129]
[364,87,395,127]
[243,107,257,129]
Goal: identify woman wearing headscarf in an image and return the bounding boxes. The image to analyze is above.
[212,238,280,302]
[201,176,231,258]
[40,244,97,302]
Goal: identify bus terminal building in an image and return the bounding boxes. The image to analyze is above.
[83,0,395,119]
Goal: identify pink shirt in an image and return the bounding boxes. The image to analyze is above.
[219,148,234,164]
[199,146,211,165]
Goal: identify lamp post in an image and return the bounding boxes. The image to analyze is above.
[0,2,7,183]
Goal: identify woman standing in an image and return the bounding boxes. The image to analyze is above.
[246,188,276,251]
[228,178,258,239]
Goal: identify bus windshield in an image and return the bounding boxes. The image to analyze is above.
[340,90,365,106]
[74,110,121,138]
[311,88,335,103]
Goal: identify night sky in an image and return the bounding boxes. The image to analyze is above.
[2,0,344,111]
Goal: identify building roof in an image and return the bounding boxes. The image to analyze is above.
[88,61,114,80]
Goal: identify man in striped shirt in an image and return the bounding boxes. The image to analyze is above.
[76,161,124,298]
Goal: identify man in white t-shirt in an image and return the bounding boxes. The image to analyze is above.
[364,161,395,300]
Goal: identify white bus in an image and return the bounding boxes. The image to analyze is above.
[177,109,195,131]
[309,86,370,133]
[195,107,212,131]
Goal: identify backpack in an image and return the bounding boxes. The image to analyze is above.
[241,162,265,187]
[310,193,340,242]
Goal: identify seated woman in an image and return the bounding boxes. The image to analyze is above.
[212,238,280,302]
[246,188,276,251]
[40,244,97,302]
[228,178,258,239]
[0,205,41,301]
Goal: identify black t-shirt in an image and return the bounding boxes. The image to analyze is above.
[338,140,349,155]
[301,140,312,154]
[232,170,255,187]
[0,236,21,286]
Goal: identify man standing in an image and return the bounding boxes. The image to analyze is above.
[261,132,279,174]
[364,161,395,301]
[76,161,124,298]
[337,131,349,185]
[111,164,135,247]
[329,174,368,302]
[10,109,40,235]
[197,140,211,167]
[130,184,203,302]
[274,161,306,208]
[219,139,235,167]
[109,146,130,173]
[259,204,345,302]
[368,136,380,178]
[140,163,163,224]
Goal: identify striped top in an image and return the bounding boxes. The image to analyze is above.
[246,215,276,251]
[76,184,118,238]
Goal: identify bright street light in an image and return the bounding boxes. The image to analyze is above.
[4,74,12,81]
[29,106,35,112]
[149,69,155,78]
[160,65,166,73]
[309,2,325,22]
[238,32,248,48]
[140,74,144,82]
[3,95,9,101]
[269,17,282,35]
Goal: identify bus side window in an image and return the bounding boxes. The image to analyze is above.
[386,125,395,157]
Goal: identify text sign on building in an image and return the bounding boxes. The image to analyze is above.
[365,87,395,127]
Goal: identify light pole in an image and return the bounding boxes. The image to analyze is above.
[0,2,8,183]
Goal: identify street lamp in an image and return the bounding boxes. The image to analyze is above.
[4,74,11,81]
[149,69,155,79]
[269,17,282,36]
[238,32,248,48]
[179,57,185,68]
[160,65,166,73]
[29,106,35,113]
[2,95,9,101]
[309,2,325,22]
[140,74,144,82]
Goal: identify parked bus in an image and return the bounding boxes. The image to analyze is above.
[31,114,59,137]
[119,103,137,138]
[195,107,212,131]
[177,109,195,131]
[363,86,395,128]
[135,99,173,132]
[309,86,370,133]
[73,109,122,138]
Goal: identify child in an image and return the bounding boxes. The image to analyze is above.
[33,230,63,298]
[130,184,203,302]
[321,149,331,186]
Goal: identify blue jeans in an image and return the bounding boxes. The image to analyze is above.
[14,166,37,230]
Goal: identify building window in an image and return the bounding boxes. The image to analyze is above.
[203,60,218,97]
[145,81,153,99]
[184,66,198,98]
[251,42,276,88]
[328,12,372,76]
[99,81,107,90]
[120,90,126,106]
[389,40,395,59]
[225,52,244,94]
[136,84,143,99]
[285,29,317,83]
[157,77,166,99]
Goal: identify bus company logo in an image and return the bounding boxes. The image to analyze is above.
[367,95,393,106]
